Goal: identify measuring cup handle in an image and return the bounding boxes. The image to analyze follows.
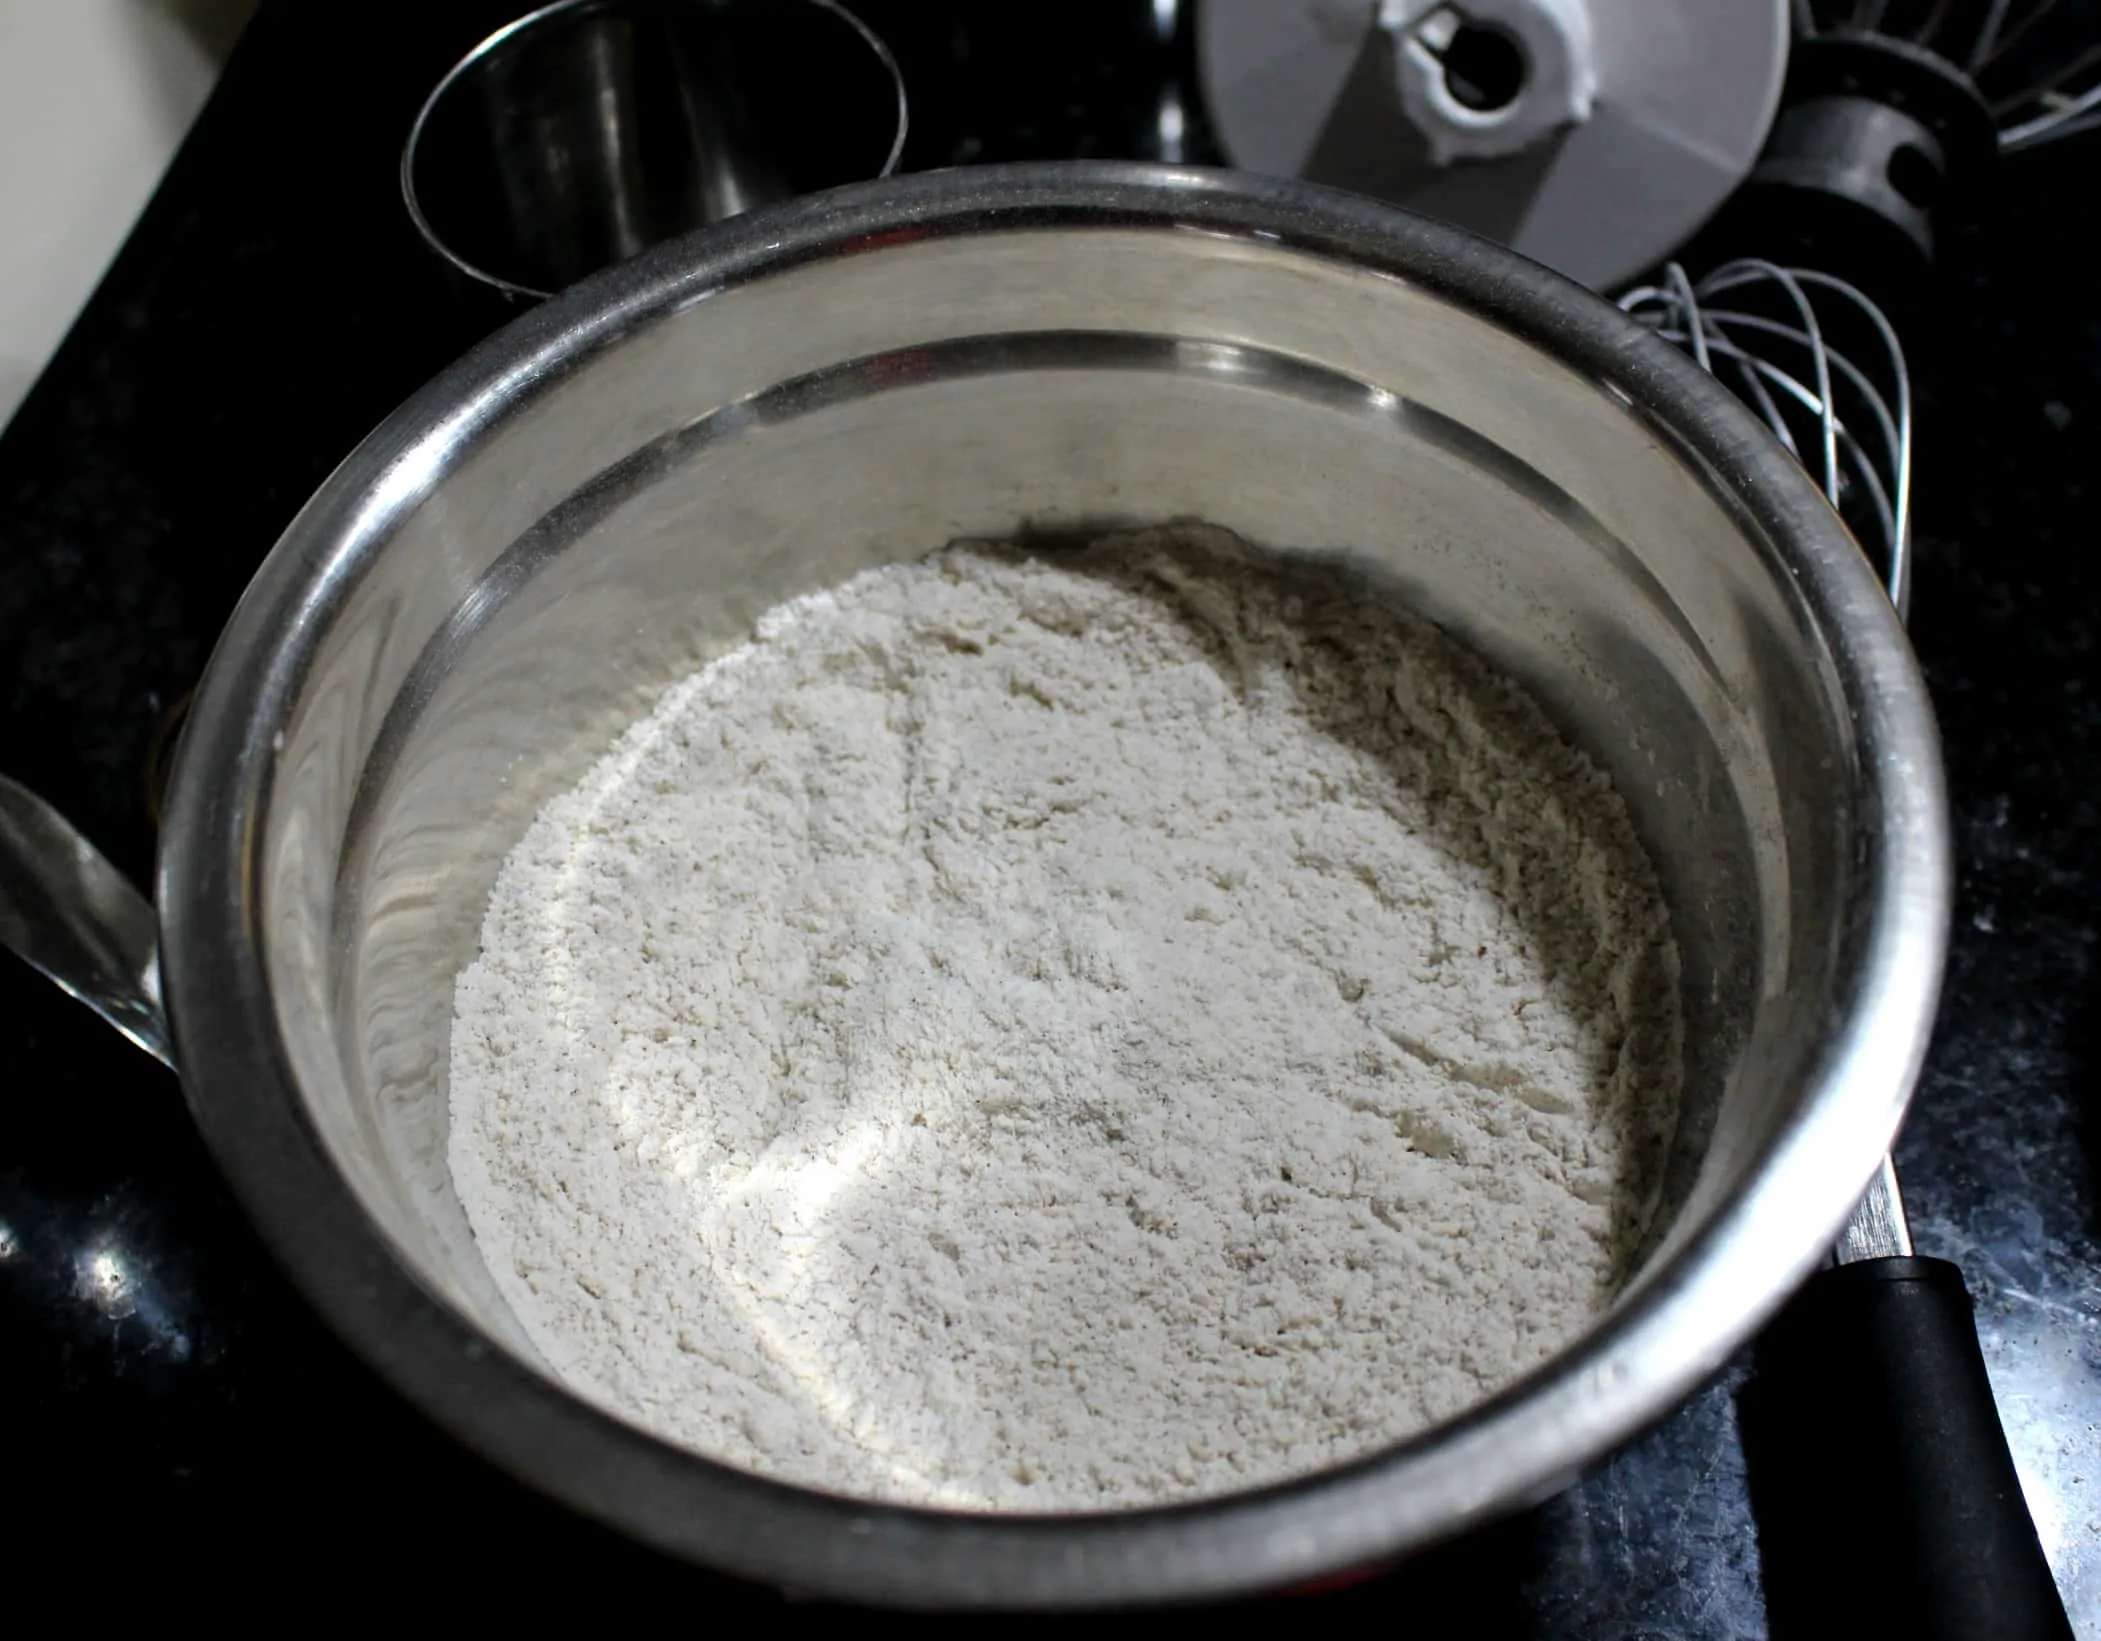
[0,774,173,1069]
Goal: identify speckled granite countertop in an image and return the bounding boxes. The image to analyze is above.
[0,3,2093,1628]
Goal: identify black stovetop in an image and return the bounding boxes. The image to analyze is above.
[1,3,2094,1628]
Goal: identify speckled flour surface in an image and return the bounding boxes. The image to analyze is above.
[448,528,1681,1510]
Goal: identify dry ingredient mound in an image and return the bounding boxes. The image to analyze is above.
[448,527,1681,1510]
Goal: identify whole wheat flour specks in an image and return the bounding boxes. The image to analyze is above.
[448,527,1682,1510]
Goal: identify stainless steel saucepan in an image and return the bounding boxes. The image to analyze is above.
[0,164,1948,1607]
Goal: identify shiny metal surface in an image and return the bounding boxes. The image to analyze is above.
[0,775,170,1067]
[1836,1156,1916,1263]
[401,0,907,300]
[0,163,1935,1605]
[1630,264,1927,1278]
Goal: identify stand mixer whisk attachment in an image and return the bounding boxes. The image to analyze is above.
[1620,260,1915,618]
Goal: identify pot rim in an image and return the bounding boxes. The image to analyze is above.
[156,161,1950,1607]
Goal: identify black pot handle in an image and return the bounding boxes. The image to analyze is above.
[1741,1255,2073,1640]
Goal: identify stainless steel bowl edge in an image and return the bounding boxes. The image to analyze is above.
[155,161,1951,1607]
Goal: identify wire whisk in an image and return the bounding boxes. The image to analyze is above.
[1795,0,2101,152]
[1620,261,1915,617]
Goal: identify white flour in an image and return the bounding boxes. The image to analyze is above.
[448,528,1681,1510]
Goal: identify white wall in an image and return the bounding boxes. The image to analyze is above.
[0,0,256,429]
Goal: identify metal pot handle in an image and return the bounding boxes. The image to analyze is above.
[0,774,173,1068]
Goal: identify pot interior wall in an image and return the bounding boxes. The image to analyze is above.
[257,226,1853,1393]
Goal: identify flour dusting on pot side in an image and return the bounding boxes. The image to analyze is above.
[446,526,1682,1509]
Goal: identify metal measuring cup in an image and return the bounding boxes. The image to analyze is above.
[402,0,907,301]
